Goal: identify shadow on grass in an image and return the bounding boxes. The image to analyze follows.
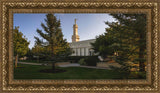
[39,69,66,73]
[15,66,25,68]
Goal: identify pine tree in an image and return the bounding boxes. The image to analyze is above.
[110,14,146,72]
[34,13,71,70]
[92,14,146,72]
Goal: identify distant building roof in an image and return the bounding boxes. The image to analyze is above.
[69,39,96,48]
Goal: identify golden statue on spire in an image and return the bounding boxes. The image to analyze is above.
[75,18,77,24]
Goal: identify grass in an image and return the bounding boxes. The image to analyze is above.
[19,60,68,63]
[14,64,146,79]
[19,60,44,63]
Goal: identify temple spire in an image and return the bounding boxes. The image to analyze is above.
[72,18,80,42]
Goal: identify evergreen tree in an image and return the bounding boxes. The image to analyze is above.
[92,14,146,72]
[34,13,71,70]
[110,14,146,72]
[13,26,30,68]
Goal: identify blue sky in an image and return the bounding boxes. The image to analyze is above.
[13,13,116,49]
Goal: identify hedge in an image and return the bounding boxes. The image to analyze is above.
[85,56,100,66]
[67,56,100,66]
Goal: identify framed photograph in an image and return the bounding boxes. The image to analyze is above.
[0,0,159,93]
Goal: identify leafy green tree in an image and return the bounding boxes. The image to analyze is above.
[26,48,34,60]
[34,13,71,70]
[13,26,30,68]
[32,38,44,56]
[31,39,49,62]
[32,45,44,56]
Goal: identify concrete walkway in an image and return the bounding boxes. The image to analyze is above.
[58,63,80,67]
[18,62,42,65]
[58,63,110,69]
[80,65,110,69]
[18,62,110,69]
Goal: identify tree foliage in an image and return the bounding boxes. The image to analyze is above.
[33,13,71,58]
[13,26,30,57]
[110,14,147,72]
[13,26,30,67]
[32,14,72,70]
[92,14,146,72]
[33,14,72,63]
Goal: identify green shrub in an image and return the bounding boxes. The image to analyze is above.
[67,56,89,63]
[85,56,99,66]
[66,56,99,65]
[78,58,86,65]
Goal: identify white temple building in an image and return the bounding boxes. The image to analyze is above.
[69,19,96,56]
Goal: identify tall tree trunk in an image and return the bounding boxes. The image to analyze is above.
[52,62,55,71]
[15,54,18,68]
[51,44,55,71]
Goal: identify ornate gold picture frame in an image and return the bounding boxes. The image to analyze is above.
[0,0,159,92]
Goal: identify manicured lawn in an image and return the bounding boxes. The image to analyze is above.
[19,60,44,63]
[14,64,146,79]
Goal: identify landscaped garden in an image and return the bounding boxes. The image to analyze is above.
[13,13,147,80]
